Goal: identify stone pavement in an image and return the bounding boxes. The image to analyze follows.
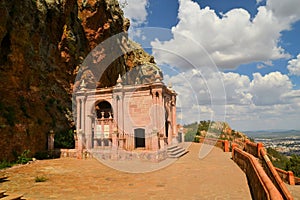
[286,184,300,200]
[0,143,252,199]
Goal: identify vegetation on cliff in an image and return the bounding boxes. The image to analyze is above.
[0,0,160,161]
[267,147,300,177]
[184,120,248,142]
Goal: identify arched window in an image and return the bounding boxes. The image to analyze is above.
[95,101,113,118]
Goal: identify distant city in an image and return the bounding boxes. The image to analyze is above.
[245,130,300,156]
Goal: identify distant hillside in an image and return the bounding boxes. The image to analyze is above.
[244,130,300,138]
[184,121,248,142]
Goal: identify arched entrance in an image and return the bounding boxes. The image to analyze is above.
[95,101,113,119]
[93,100,114,148]
[134,128,145,148]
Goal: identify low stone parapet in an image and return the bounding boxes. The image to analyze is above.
[244,140,264,158]
[196,136,229,152]
[260,149,294,200]
[295,177,300,185]
[275,167,296,185]
[91,149,168,162]
[233,147,283,200]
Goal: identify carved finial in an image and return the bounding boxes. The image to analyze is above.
[155,70,162,82]
[117,74,122,83]
[168,81,172,89]
[116,74,123,87]
[80,80,87,91]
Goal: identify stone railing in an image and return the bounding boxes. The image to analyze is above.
[275,167,296,185]
[231,140,295,200]
[295,177,300,185]
[232,139,245,149]
[196,136,229,152]
[233,147,283,200]
[244,140,264,158]
[260,148,294,200]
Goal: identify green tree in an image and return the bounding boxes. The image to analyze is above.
[286,154,300,177]
[196,120,211,135]
[54,129,75,149]
[183,122,198,142]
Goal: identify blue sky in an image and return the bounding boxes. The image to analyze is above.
[120,0,300,131]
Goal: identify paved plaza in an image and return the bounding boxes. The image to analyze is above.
[1,143,253,199]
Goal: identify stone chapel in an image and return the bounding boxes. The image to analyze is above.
[74,64,182,161]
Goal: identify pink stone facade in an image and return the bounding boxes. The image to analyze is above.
[75,76,178,160]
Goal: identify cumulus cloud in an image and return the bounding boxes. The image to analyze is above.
[119,0,149,27]
[151,0,300,69]
[266,0,300,23]
[165,69,300,130]
[287,54,300,76]
[250,72,293,105]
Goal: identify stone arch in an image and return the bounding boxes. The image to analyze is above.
[94,100,113,119]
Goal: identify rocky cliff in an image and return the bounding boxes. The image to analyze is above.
[0,0,157,161]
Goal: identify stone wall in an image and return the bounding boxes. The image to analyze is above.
[276,168,295,185]
[233,147,283,200]
[260,149,294,200]
[197,137,229,152]
[244,140,264,158]
[232,140,294,200]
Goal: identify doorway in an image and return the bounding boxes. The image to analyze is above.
[134,128,145,148]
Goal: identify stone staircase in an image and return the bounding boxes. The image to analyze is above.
[0,190,24,200]
[167,145,189,158]
[0,176,25,200]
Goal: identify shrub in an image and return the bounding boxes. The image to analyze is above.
[0,160,13,169]
[34,151,60,160]
[16,150,32,164]
[193,136,200,143]
[54,129,75,149]
[35,176,47,182]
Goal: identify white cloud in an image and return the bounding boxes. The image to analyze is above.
[221,72,252,105]
[151,0,300,69]
[119,0,149,27]
[256,0,264,4]
[266,0,300,23]
[250,72,292,105]
[287,54,300,76]
[166,69,300,130]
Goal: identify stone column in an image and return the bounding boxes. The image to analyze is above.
[151,130,159,150]
[112,128,118,150]
[76,98,81,130]
[171,95,178,144]
[48,130,55,151]
[288,171,295,185]
[257,142,264,158]
[231,143,238,158]
[100,119,104,147]
[159,138,165,149]
[77,130,83,159]
[86,115,92,150]
[223,140,229,152]
[80,98,86,134]
[74,130,78,149]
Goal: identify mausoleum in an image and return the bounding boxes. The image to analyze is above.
[74,65,182,161]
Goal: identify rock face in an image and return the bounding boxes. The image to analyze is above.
[0,0,159,161]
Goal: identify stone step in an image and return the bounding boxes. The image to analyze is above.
[0,176,8,181]
[0,190,6,198]
[0,193,24,200]
[167,145,179,151]
[168,147,185,155]
[167,145,188,158]
[168,150,188,158]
